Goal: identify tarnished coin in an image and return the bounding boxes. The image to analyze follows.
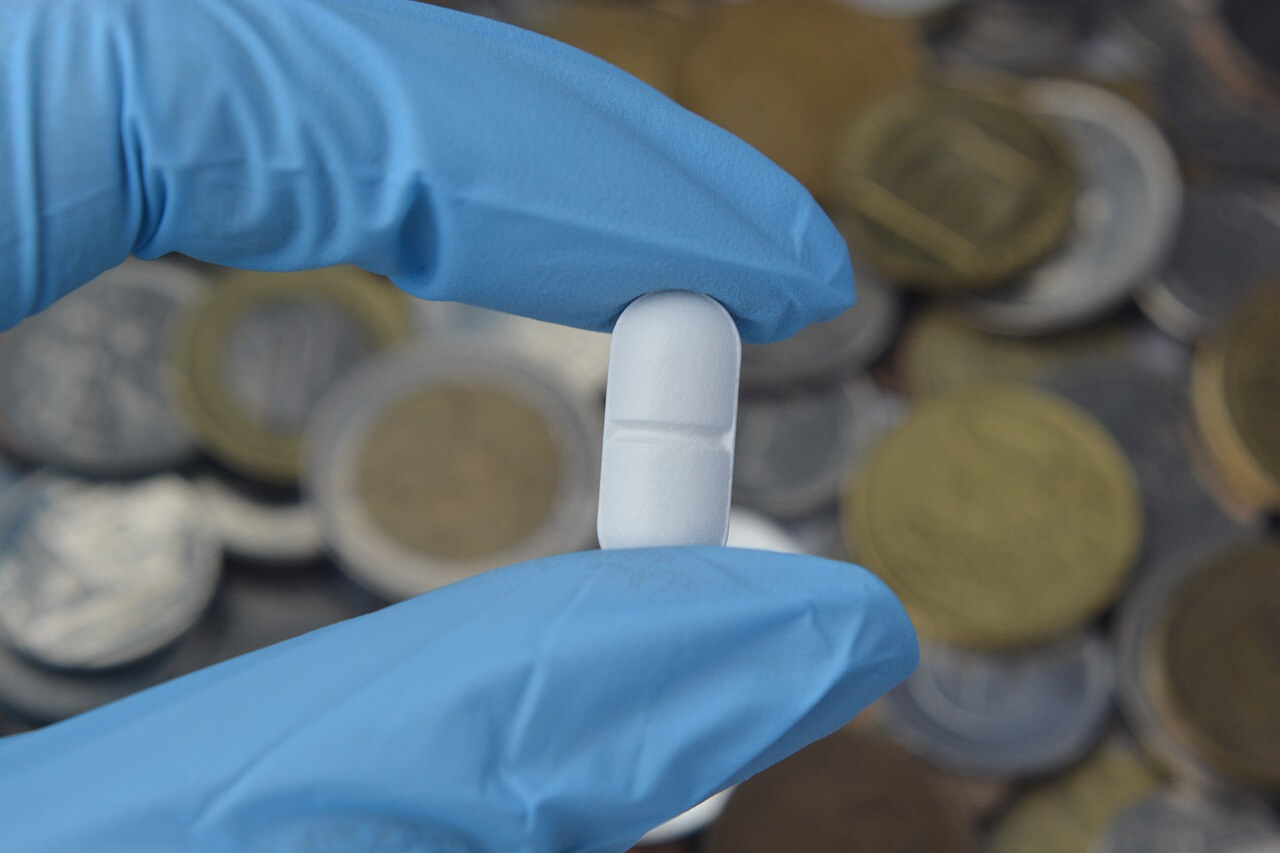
[1037,359,1257,574]
[834,82,1077,290]
[676,0,923,200]
[0,259,204,475]
[1191,284,1280,514]
[0,474,220,670]
[177,267,410,485]
[1147,544,1280,791]
[705,731,976,853]
[1099,789,1280,853]
[958,80,1181,334]
[1137,186,1280,341]
[900,307,1137,398]
[740,251,901,391]
[986,740,1165,853]
[846,385,1140,648]
[878,632,1113,778]
[530,1,694,96]
[193,475,325,566]
[305,341,600,600]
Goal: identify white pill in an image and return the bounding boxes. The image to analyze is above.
[597,291,741,549]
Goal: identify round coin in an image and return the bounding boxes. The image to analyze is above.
[878,631,1113,778]
[846,385,1141,648]
[676,0,923,201]
[305,341,600,600]
[958,80,1182,334]
[705,730,976,853]
[0,474,221,671]
[929,0,1088,74]
[176,267,410,485]
[1137,185,1280,341]
[1148,544,1280,790]
[833,82,1077,290]
[1099,788,1280,853]
[0,259,204,475]
[193,475,325,566]
[986,739,1165,853]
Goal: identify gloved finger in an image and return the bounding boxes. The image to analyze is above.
[0,0,853,341]
[0,547,916,853]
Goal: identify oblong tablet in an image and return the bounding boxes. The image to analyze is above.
[598,291,741,549]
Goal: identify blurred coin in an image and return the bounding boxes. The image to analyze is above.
[1145,544,1280,791]
[193,475,325,566]
[878,631,1113,778]
[0,259,204,476]
[705,730,976,852]
[1037,359,1257,573]
[1099,788,1280,853]
[958,80,1181,334]
[929,0,1087,73]
[846,385,1140,648]
[1191,284,1280,514]
[740,251,901,391]
[986,739,1164,853]
[530,1,694,96]
[177,267,410,485]
[1138,186,1280,341]
[901,306,1136,398]
[0,474,220,671]
[305,341,600,600]
[677,0,923,201]
[834,82,1077,290]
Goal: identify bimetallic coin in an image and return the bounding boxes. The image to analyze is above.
[834,82,1077,290]
[900,307,1137,398]
[706,731,977,853]
[194,475,325,566]
[1037,359,1257,574]
[0,474,220,670]
[0,259,204,476]
[1147,544,1280,791]
[177,267,410,485]
[1099,789,1280,853]
[846,385,1141,648]
[306,341,600,600]
[740,251,901,391]
[958,80,1182,334]
[676,0,923,201]
[1137,187,1280,341]
[986,740,1165,853]
[878,632,1113,778]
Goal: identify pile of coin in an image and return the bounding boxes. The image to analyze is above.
[1,0,1279,851]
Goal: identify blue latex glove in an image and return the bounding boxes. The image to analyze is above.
[0,2,918,851]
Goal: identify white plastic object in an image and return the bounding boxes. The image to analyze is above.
[597,291,741,549]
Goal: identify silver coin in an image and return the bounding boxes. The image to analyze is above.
[959,80,1182,335]
[739,263,900,392]
[194,475,325,566]
[734,378,904,520]
[877,631,1113,777]
[0,474,221,670]
[1100,789,1280,853]
[0,259,204,475]
[305,341,601,601]
[1035,359,1258,574]
[1137,185,1280,341]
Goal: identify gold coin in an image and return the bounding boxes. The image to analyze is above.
[356,385,563,560]
[987,740,1164,853]
[1147,544,1280,790]
[846,385,1140,648]
[834,82,1077,290]
[676,0,922,201]
[532,1,695,97]
[900,307,1134,400]
[176,267,410,484]
[1192,283,1280,513]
